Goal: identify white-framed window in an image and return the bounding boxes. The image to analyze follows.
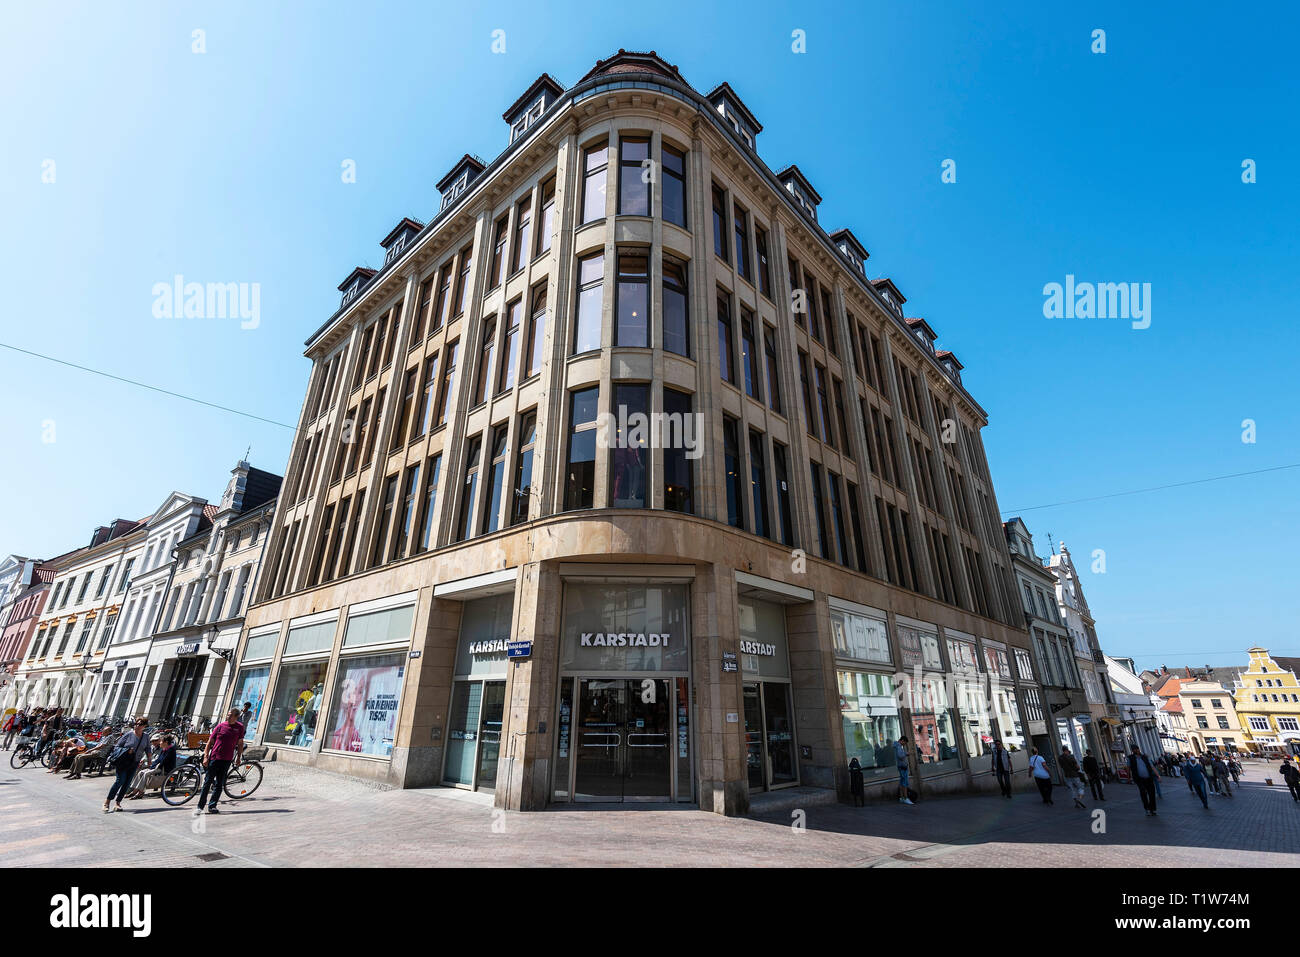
[1279,717,1300,733]
[1249,716,1271,732]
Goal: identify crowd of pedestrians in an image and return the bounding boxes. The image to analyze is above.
[2,704,246,815]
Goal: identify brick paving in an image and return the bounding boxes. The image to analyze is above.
[0,755,1296,867]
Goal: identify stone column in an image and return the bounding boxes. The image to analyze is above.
[498,560,560,811]
[391,592,461,787]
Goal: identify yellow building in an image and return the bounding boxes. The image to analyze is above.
[1234,648,1300,755]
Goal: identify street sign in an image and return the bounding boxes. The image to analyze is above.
[506,640,532,659]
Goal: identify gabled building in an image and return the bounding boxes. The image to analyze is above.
[1049,542,1120,760]
[1232,647,1300,756]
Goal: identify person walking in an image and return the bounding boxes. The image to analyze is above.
[1280,760,1300,802]
[894,735,914,806]
[195,708,246,815]
[1228,757,1241,784]
[1,710,20,750]
[1183,753,1210,808]
[1129,743,1160,816]
[103,718,151,813]
[1211,755,1233,798]
[1082,748,1105,801]
[848,757,865,807]
[1058,745,1087,808]
[991,740,1014,798]
[1201,754,1219,794]
[1028,747,1054,804]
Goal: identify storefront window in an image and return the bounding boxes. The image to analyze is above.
[984,644,1012,681]
[453,594,514,677]
[243,627,279,662]
[283,618,337,657]
[231,666,270,740]
[909,674,961,775]
[737,597,789,679]
[830,603,891,665]
[899,623,942,671]
[560,583,690,673]
[838,670,902,778]
[265,659,329,748]
[946,635,979,673]
[323,653,405,757]
[957,679,994,772]
[342,603,415,649]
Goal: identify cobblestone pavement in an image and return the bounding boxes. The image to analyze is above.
[0,755,1296,867]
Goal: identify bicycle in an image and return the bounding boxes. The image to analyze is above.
[160,748,265,806]
[8,740,40,769]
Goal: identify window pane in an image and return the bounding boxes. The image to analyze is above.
[324,653,405,756]
[615,253,649,347]
[610,383,648,508]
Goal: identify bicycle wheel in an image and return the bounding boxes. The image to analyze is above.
[9,747,31,769]
[39,748,55,769]
[161,765,203,806]
[224,761,262,799]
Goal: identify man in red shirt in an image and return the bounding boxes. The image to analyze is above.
[196,708,246,814]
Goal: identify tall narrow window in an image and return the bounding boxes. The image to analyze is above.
[716,290,735,384]
[764,325,782,414]
[499,299,521,393]
[662,145,686,227]
[807,276,822,342]
[789,257,804,327]
[734,206,751,281]
[435,340,459,425]
[582,143,609,224]
[413,277,433,346]
[798,352,815,436]
[338,491,365,578]
[749,430,770,540]
[489,215,509,288]
[368,317,387,378]
[662,259,689,357]
[457,436,483,542]
[511,197,531,273]
[773,442,794,546]
[434,263,453,331]
[723,416,744,529]
[564,387,600,510]
[348,397,372,474]
[618,137,650,215]
[820,289,836,353]
[663,388,694,514]
[417,453,442,552]
[610,383,648,508]
[828,471,849,566]
[755,226,772,298]
[847,482,869,573]
[362,387,384,463]
[371,475,398,568]
[712,184,729,262]
[474,319,496,406]
[311,505,335,586]
[525,285,547,377]
[454,246,473,317]
[392,368,417,450]
[815,363,834,447]
[536,178,555,255]
[353,325,374,387]
[833,379,851,460]
[511,412,537,526]
[481,425,509,534]
[810,463,829,558]
[615,251,649,347]
[573,253,603,354]
[740,310,759,400]
[393,464,420,561]
[382,302,401,367]
[414,353,439,438]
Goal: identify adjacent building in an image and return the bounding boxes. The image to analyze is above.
[1105,654,1160,757]
[226,49,1040,815]
[0,557,55,708]
[1231,647,1300,756]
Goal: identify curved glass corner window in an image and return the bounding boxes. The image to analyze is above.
[265,658,329,749]
[323,652,405,757]
[343,603,416,649]
[283,619,337,657]
[573,253,604,354]
[560,583,690,673]
[609,383,648,508]
[830,606,891,665]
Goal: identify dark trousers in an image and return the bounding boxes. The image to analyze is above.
[1287,781,1300,802]
[106,761,136,804]
[1087,775,1105,800]
[1034,776,1053,803]
[1191,779,1208,807]
[1135,776,1158,812]
[995,768,1012,796]
[198,759,232,809]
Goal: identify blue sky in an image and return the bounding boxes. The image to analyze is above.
[2,1,1296,666]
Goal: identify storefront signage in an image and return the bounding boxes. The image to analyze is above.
[506,640,532,658]
[469,639,510,655]
[579,632,670,647]
[176,642,201,657]
[739,640,776,657]
[409,650,421,659]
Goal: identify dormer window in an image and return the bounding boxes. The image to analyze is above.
[441,172,469,211]
[510,97,546,143]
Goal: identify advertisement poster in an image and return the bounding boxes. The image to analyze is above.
[232,668,269,741]
[327,661,404,757]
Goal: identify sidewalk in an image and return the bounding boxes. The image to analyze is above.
[1,756,1295,867]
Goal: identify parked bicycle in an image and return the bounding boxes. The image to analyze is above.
[160,747,265,806]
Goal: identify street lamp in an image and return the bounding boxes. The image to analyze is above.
[205,624,235,664]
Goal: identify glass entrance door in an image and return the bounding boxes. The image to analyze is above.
[574,678,673,802]
[475,681,505,791]
[743,681,799,791]
[444,679,505,791]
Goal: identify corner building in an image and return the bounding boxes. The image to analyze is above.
[234,50,1037,814]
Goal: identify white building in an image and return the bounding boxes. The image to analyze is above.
[1104,654,1161,757]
